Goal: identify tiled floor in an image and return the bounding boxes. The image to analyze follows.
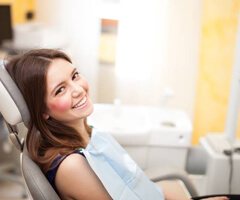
[0,180,29,200]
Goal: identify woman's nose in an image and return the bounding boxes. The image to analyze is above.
[71,83,83,97]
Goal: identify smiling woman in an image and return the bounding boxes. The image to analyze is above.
[5,49,92,173]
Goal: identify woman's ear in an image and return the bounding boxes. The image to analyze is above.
[43,113,50,120]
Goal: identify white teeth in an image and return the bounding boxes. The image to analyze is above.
[73,96,87,108]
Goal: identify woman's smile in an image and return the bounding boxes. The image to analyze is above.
[72,95,88,110]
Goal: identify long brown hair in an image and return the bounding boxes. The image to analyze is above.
[5,49,91,172]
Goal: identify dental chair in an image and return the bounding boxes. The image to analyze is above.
[0,64,60,200]
[0,62,204,199]
[0,111,27,198]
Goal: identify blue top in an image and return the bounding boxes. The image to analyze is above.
[45,149,84,193]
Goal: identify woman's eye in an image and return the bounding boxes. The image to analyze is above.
[55,87,65,95]
[72,71,80,80]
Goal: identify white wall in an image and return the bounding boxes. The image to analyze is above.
[114,0,201,119]
[163,0,202,119]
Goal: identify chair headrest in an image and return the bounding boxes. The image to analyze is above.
[0,62,30,127]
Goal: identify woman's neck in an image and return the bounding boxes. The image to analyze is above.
[65,119,90,145]
[77,123,90,145]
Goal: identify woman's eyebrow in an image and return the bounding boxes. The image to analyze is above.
[50,68,77,95]
[72,68,77,75]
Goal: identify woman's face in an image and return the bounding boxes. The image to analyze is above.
[44,58,93,127]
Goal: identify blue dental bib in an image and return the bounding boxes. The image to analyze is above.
[79,128,164,200]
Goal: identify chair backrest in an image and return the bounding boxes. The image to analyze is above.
[0,62,61,200]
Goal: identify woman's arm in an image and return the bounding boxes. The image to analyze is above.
[55,153,112,200]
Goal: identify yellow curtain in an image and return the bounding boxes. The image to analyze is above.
[193,0,240,144]
[0,0,35,24]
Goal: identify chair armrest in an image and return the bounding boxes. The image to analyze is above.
[191,194,240,200]
[144,167,198,197]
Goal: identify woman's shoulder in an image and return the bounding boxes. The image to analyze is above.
[45,149,84,192]
[57,152,87,172]
[54,149,112,200]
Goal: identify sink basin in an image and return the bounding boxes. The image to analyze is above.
[146,107,192,147]
[88,104,192,147]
